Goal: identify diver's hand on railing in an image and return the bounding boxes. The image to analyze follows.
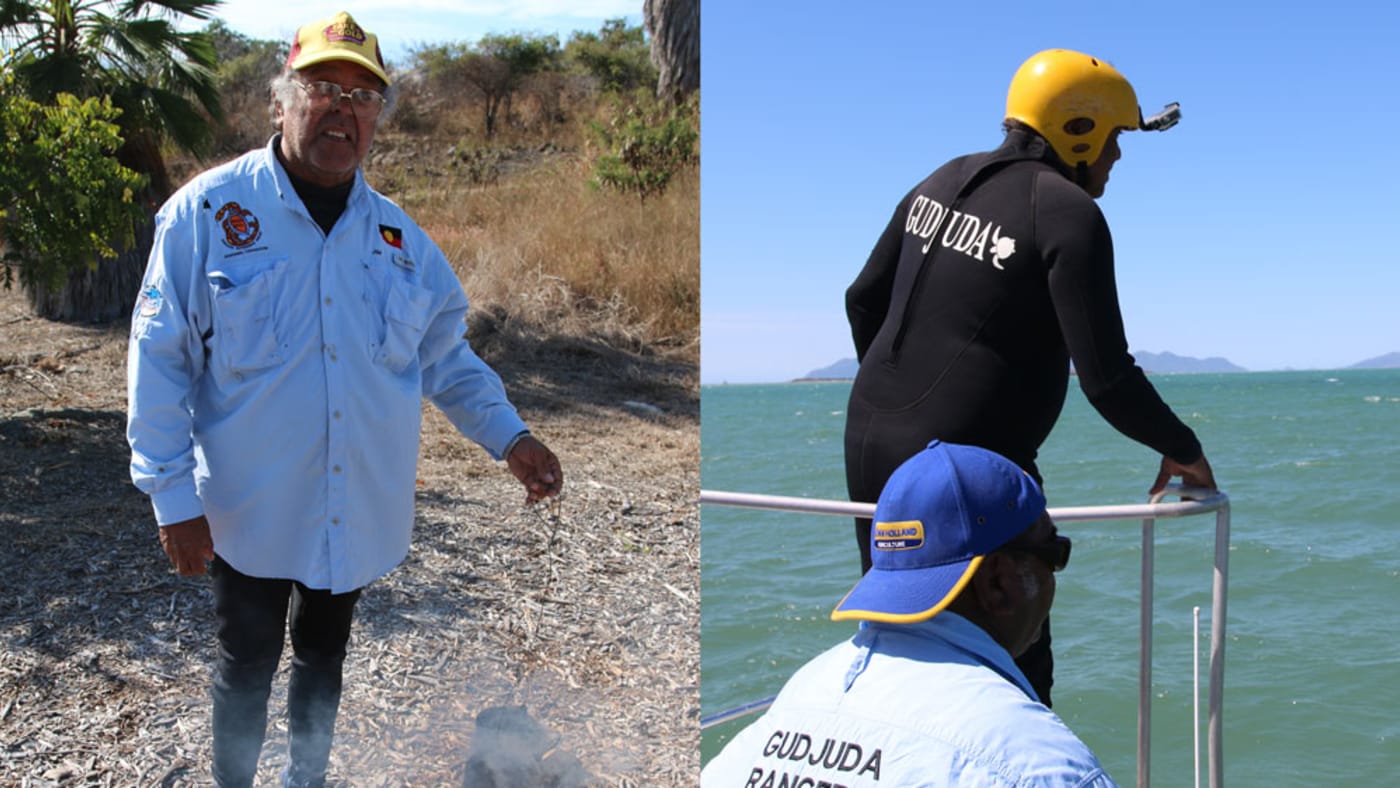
[1150,453,1217,496]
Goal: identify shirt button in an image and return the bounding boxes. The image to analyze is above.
[333,465,342,474]
[333,411,342,419]
[331,517,340,525]
[324,297,333,306]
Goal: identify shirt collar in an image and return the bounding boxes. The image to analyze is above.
[859,612,1040,701]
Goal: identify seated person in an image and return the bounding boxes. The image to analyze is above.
[702,440,1117,787]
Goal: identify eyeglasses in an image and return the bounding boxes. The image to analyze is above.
[1000,534,1072,573]
[295,80,387,116]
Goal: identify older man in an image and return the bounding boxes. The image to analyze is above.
[702,441,1117,787]
[126,12,562,787]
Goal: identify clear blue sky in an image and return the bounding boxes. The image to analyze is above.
[205,1,640,64]
[701,0,1400,383]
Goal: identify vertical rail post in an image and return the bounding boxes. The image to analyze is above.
[1208,505,1230,788]
[1138,515,1155,788]
[1193,606,1202,788]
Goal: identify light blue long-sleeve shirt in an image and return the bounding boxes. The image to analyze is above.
[702,612,1118,787]
[127,138,528,593]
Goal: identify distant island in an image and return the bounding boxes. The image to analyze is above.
[1350,352,1400,369]
[1131,351,1245,374]
[798,358,859,380]
[794,350,1400,381]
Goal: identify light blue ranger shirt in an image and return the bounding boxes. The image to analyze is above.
[702,613,1119,787]
[127,137,528,593]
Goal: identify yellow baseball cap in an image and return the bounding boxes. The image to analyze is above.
[285,11,391,86]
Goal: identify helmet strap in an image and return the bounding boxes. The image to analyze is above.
[1073,161,1091,191]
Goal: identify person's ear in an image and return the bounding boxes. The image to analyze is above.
[969,553,1023,617]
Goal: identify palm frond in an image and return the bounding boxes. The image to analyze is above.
[5,0,224,156]
[139,81,210,151]
[118,0,222,23]
[0,0,42,31]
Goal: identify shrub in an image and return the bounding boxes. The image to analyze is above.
[588,93,697,201]
[0,75,148,295]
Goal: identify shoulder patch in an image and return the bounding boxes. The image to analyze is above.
[137,285,163,318]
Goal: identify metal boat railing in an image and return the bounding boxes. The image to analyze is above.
[700,484,1231,788]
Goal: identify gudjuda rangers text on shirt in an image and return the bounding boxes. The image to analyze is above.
[741,729,885,787]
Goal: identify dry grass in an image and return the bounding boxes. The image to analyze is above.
[388,157,697,349]
[374,96,697,353]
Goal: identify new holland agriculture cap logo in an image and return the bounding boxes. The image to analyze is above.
[873,521,925,551]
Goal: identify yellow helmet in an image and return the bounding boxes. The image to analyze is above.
[1005,49,1142,169]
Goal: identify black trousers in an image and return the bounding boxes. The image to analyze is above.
[209,556,362,788]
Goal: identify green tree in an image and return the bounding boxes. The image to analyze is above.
[202,19,285,156]
[0,0,223,319]
[565,18,655,93]
[411,32,561,139]
[1,73,147,296]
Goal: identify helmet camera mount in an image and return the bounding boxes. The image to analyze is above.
[1140,102,1181,132]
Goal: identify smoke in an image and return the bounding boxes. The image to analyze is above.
[461,705,592,788]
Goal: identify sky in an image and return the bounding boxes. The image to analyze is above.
[701,0,1400,383]
[197,0,641,64]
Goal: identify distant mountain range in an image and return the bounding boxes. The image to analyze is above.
[799,358,859,380]
[1132,351,1245,374]
[1350,352,1400,369]
[795,350,1400,380]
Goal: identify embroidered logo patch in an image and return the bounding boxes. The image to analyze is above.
[379,224,403,249]
[873,521,925,551]
[137,285,163,318]
[216,201,262,248]
[324,17,367,45]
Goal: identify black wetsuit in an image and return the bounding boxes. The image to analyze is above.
[843,129,1203,706]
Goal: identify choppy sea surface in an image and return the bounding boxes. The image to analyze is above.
[701,369,1400,784]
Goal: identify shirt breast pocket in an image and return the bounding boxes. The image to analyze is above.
[372,277,435,374]
[207,261,286,374]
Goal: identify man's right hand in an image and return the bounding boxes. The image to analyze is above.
[159,516,214,576]
[1150,454,1218,496]
[506,435,564,505]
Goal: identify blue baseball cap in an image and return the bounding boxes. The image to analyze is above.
[832,441,1046,624]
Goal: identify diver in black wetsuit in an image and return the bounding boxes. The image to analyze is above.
[843,49,1217,707]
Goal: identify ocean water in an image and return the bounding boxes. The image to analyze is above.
[700,369,1400,784]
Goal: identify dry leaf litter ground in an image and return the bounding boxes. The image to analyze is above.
[0,283,699,786]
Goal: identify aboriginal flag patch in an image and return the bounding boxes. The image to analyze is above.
[379,224,403,249]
